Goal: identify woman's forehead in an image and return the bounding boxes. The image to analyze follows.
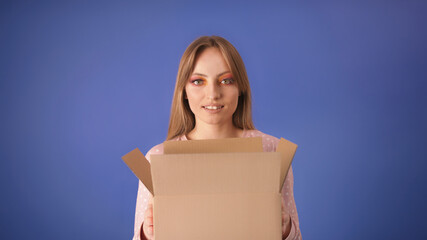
[192,48,230,75]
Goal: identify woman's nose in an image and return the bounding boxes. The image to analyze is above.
[206,81,221,100]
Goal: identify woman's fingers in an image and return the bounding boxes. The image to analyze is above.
[281,197,292,237]
[143,217,154,239]
[281,197,285,210]
[146,203,153,218]
[143,202,154,239]
[146,225,153,237]
[145,215,153,226]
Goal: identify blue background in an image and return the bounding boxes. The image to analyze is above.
[1,0,426,239]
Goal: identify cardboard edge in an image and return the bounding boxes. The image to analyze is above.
[121,148,154,195]
[163,137,264,154]
[276,138,298,192]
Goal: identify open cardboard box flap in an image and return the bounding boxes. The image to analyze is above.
[122,137,297,196]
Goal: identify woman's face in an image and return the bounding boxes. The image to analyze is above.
[185,47,240,127]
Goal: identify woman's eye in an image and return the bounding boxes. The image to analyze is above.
[221,78,234,84]
[191,79,204,85]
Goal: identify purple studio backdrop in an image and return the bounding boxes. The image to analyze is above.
[1,0,426,239]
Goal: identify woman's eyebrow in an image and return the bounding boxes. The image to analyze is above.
[192,73,208,77]
[192,71,231,77]
[217,71,231,77]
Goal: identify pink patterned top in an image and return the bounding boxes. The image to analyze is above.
[132,129,302,240]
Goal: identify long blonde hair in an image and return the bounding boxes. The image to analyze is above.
[167,36,255,140]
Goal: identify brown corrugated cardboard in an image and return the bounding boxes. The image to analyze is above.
[163,137,263,154]
[277,138,298,192]
[151,152,281,195]
[154,193,282,239]
[122,137,297,240]
[122,148,153,195]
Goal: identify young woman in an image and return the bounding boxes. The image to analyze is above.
[133,36,302,240]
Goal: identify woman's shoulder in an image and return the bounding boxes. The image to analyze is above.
[145,135,184,157]
[145,143,164,158]
[244,129,279,152]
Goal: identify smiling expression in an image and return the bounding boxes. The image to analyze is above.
[185,47,240,127]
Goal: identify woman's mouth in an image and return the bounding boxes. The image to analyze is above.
[203,105,224,110]
[202,105,224,113]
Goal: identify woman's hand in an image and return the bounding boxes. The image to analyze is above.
[281,197,292,239]
[142,198,154,240]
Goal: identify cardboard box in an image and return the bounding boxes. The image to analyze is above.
[122,137,297,240]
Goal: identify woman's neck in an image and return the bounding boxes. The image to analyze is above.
[187,122,243,140]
